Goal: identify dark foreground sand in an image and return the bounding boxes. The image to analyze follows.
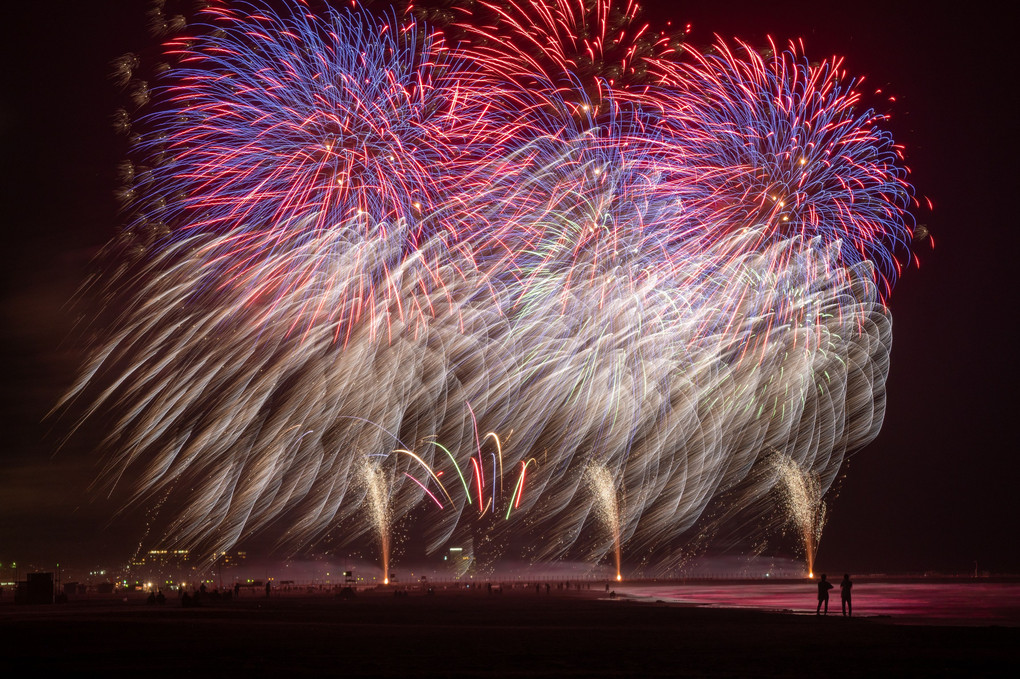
[1,589,1015,677]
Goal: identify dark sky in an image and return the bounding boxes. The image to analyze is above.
[1,1,1016,575]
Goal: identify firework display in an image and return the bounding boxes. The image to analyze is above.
[63,0,916,572]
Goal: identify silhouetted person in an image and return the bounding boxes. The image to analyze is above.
[265,581,271,598]
[156,590,166,605]
[840,574,853,617]
[234,582,240,597]
[816,574,833,615]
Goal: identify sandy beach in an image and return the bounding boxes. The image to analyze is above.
[2,584,1016,677]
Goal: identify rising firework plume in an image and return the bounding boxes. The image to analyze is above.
[771,452,827,577]
[61,0,919,572]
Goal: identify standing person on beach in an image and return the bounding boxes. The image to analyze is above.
[840,574,853,617]
[816,574,833,615]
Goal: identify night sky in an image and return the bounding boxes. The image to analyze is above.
[1,1,1016,575]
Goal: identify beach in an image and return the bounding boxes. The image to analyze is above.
[2,583,1016,677]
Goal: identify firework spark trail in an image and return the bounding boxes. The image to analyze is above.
[360,459,393,582]
[63,0,914,570]
[771,452,828,577]
[641,38,915,295]
[129,1,530,340]
[586,463,622,579]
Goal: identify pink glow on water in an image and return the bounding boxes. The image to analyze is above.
[618,581,1020,626]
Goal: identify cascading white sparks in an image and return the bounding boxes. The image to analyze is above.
[587,463,623,579]
[771,453,829,576]
[360,460,393,583]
